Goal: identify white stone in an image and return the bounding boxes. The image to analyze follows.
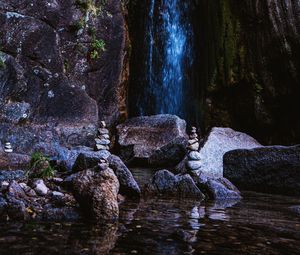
[186,161,202,170]
[99,134,110,139]
[33,179,49,196]
[100,121,106,128]
[0,181,9,191]
[188,143,199,151]
[19,182,31,192]
[52,191,64,197]
[188,138,198,145]
[95,144,108,150]
[95,138,110,145]
[98,128,109,135]
[197,127,262,178]
[51,177,63,183]
[188,151,201,160]
[189,134,198,139]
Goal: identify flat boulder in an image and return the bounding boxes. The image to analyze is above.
[196,127,262,178]
[116,114,188,167]
[224,145,300,196]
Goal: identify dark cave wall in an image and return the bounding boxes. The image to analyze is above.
[0,0,128,152]
[195,0,300,144]
[128,0,300,144]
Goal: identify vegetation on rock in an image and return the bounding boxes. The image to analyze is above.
[27,152,55,179]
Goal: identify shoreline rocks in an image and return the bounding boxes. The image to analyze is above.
[146,169,241,201]
[146,170,205,199]
[72,166,120,222]
[0,171,81,221]
[224,145,300,196]
[194,127,262,178]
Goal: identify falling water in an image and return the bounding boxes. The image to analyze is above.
[137,0,193,118]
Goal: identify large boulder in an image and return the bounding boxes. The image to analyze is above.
[195,127,262,178]
[116,114,188,167]
[108,155,141,197]
[224,145,300,196]
[72,167,120,221]
[72,149,111,173]
[146,170,205,199]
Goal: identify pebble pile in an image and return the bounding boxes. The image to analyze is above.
[186,127,201,172]
[95,121,110,151]
[95,121,110,171]
[4,142,13,153]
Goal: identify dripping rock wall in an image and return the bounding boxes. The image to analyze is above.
[128,0,300,145]
[193,0,300,144]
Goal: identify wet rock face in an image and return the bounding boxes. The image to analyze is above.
[224,145,300,196]
[117,114,188,167]
[192,0,300,144]
[0,0,127,152]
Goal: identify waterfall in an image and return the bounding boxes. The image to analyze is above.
[136,0,193,119]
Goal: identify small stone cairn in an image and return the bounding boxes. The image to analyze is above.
[4,142,13,153]
[186,127,201,172]
[95,121,111,171]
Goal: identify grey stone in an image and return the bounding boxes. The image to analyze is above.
[33,179,49,196]
[108,155,141,197]
[72,149,111,172]
[117,114,188,167]
[224,145,300,196]
[186,161,201,170]
[196,127,262,178]
[188,151,201,160]
[147,170,205,199]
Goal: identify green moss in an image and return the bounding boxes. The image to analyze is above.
[0,52,6,69]
[64,59,70,73]
[27,152,55,179]
[75,0,107,16]
[0,58,5,69]
[90,38,106,59]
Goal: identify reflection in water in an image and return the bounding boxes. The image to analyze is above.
[0,193,300,254]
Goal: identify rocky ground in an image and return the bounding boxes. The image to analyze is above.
[0,114,300,223]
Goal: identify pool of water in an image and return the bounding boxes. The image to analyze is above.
[0,193,299,254]
[0,168,299,254]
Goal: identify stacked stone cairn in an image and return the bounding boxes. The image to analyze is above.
[186,127,201,172]
[95,121,110,171]
[4,142,13,153]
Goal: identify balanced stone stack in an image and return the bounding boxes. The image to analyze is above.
[4,142,13,153]
[186,127,201,172]
[95,121,110,171]
[95,121,110,151]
